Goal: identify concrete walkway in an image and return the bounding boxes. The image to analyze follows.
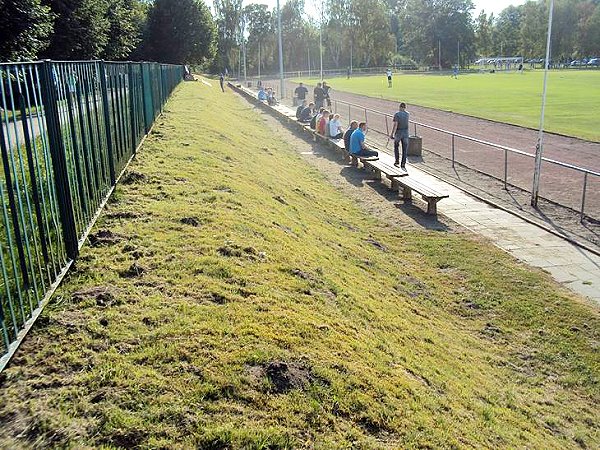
[269,97,600,305]
[403,160,600,304]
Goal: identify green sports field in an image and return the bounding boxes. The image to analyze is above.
[312,70,600,141]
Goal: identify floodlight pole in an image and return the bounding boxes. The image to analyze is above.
[457,40,460,68]
[277,0,284,98]
[532,0,554,207]
[319,20,323,80]
[438,39,441,71]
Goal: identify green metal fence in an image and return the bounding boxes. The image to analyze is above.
[0,60,183,370]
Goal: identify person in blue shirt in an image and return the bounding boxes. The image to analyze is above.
[350,122,378,157]
[257,87,267,102]
[390,102,409,168]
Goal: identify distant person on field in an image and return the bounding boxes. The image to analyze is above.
[299,102,314,123]
[347,67,351,79]
[344,120,358,152]
[219,73,225,92]
[258,86,268,102]
[314,82,325,109]
[452,66,458,79]
[296,99,307,119]
[390,102,409,168]
[386,68,393,88]
[518,62,524,73]
[295,82,308,104]
[350,122,378,158]
[329,114,344,139]
[322,81,332,108]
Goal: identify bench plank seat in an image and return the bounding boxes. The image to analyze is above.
[364,159,408,179]
[390,176,448,215]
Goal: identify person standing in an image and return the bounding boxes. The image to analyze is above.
[350,122,378,158]
[314,82,325,109]
[347,67,351,79]
[322,81,332,108]
[294,82,308,105]
[386,68,393,88]
[219,73,225,92]
[390,102,409,168]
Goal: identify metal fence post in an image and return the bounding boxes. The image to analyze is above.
[39,61,79,260]
[580,172,588,222]
[451,134,455,168]
[127,62,137,155]
[504,149,508,190]
[99,61,116,184]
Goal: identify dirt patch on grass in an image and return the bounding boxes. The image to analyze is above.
[180,216,201,227]
[119,262,146,278]
[88,229,126,247]
[72,286,120,307]
[247,360,324,394]
[121,170,146,185]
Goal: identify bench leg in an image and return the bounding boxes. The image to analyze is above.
[426,198,440,215]
[402,186,412,201]
[373,168,382,180]
[351,155,358,166]
[390,179,399,191]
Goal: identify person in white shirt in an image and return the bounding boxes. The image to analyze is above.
[328,114,343,139]
[386,68,393,88]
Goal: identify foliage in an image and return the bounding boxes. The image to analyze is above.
[0,81,598,448]
[42,0,111,60]
[212,0,244,72]
[0,0,54,61]
[142,0,216,65]
[103,0,148,60]
[398,0,475,68]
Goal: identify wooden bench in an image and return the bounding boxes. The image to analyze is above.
[363,159,408,181]
[390,175,448,215]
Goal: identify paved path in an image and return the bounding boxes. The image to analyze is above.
[283,80,600,218]
[267,94,600,305]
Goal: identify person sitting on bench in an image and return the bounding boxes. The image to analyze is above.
[343,120,358,152]
[350,122,378,158]
[258,87,268,102]
[296,99,307,119]
[329,114,344,139]
[299,102,315,123]
[318,110,330,135]
[266,88,278,105]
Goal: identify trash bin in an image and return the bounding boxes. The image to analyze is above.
[408,136,422,156]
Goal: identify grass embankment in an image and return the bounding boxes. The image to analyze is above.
[311,70,600,141]
[0,81,598,449]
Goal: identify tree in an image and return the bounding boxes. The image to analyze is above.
[142,0,216,65]
[578,3,600,56]
[474,10,493,57]
[0,0,54,61]
[103,0,148,60]
[350,0,395,67]
[212,0,244,72]
[399,0,474,67]
[42,0,111,60]
[244,3,273,74]
[493,5,521,56]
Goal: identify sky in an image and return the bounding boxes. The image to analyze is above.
[207,0,528,18]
